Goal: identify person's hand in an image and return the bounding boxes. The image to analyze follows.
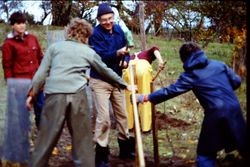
[119,60,128,69]
[136,94,145,103]
[158,62,165,70]
[126,85,138,92]
[26,96,33,111]
[117,46,130,57]
[130,94,145,104]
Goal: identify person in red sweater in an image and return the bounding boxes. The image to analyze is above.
[1,11,43,166]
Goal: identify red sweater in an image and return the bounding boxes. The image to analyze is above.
[2,32,43,79]
[130,46,159,64]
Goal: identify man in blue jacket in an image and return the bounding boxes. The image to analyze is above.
[135,42,247,167]
[89,3,134,167]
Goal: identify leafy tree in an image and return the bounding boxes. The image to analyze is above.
[195,1,246,42]
[144,1,168,36]
[196,1,246,77]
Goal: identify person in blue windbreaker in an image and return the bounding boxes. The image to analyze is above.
[135,42,247,167]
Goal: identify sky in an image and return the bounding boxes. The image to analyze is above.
[0,1,50,24]
[22,1,52,25]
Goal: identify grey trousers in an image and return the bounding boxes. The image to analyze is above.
[30,89,94,167]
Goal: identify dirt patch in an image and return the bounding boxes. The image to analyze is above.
[155,111,192,130]
[44,112,196,167]
[29,112,245,167]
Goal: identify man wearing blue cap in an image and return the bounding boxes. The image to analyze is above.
[89,3,134,167]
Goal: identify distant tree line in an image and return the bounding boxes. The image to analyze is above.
[0,1,246,41]
[0,0,246,77]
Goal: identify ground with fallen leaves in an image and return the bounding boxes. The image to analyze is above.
[40,112,196,167]
[27,111,244,167]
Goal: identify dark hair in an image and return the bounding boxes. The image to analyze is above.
[9,11,26,25]
[179,42,201,62]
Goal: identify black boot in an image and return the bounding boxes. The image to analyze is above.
[129,137,135,153]
[95,143,110,167]
[118,137,135,159]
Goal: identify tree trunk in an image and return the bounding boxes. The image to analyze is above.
[232,43,246,79]
[51,1,72,26]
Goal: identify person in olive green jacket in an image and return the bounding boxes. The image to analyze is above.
[26,18,130,167]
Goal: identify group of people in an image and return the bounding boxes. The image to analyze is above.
[0,2,248,167]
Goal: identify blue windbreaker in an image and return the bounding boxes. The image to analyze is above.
[89,24,129,81]
[149,50,247,155]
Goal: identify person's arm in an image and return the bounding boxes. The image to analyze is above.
[89,29,128,64]
[26,87,35,110]
[90,52,128,89]
[26,47,52,110]
[136,73,193,104]
[31,46,53,96]
[225,64,241,90]
[153,49,164,70]
[2,41,14,79]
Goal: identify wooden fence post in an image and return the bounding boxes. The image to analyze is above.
[139,2,146,51]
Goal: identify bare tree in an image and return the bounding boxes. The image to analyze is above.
[38,0,52,25]
[45,0,98,26]
[196,1,246,78]
[163,1,204,41]
[0,0,23,22]
[144,1,168,36]
[70,0,97,25]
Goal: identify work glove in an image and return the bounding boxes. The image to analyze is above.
[130,94,145,104]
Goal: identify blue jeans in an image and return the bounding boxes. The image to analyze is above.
[2,78,31,163]
[196,155,216,167]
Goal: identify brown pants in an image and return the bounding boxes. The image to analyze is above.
[90,78,130,147]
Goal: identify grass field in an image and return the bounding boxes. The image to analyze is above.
[0,23,246,166]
